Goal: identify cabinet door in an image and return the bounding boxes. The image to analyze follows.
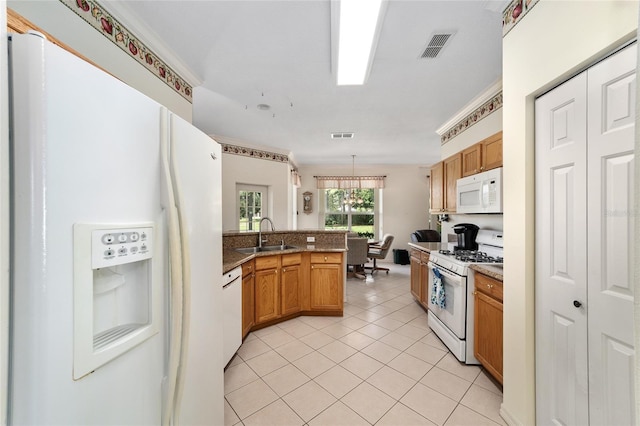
[281,264,302,316]
[419,259,430,308]
[410,254,421,300]
[461,143,482,177]
[310,263,343,310]
[444,153,462,212]
[242,272,254,338]
[474,290,503,384]
[429,161,444,213]
[254,268,279,324]
[481,132,503,171]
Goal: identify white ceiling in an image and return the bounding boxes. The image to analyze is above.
[117,0,504,166]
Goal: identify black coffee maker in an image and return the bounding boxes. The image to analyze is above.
[453,223,480,251]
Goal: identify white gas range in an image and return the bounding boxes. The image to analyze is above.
[427,229,503,365]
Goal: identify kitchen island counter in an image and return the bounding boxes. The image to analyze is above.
[223,243,346,273]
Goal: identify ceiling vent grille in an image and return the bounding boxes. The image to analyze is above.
[420,32,455,59]
[331,132,354,139]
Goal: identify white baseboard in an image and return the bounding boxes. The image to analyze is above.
[499,403,521,426]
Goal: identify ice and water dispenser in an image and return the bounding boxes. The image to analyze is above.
[73,223,161,379]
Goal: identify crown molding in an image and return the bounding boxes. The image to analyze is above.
[436,78,502,136]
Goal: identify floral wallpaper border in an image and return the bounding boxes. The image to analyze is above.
[440,92,503,145]
[59,0,193,102]
[221,144,289,163]
[502,0,540,37]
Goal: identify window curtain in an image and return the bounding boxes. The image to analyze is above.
[314,175,385,189]
[290,169,302,187]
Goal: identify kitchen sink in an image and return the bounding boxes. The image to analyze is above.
[235,245,297,254]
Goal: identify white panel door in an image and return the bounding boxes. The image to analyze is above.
[535,73,589,425]
[586,44,636,426]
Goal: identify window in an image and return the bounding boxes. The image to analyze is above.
[324,188,376,238]
[237,184,268,231]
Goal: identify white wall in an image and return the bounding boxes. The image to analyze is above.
[221,153,292,232]
[297,164,431,258]
[7,1,191,121]
[502,2,638,425]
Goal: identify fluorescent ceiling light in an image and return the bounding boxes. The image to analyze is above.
[336,0,384,85]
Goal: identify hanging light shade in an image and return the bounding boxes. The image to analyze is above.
[343,155,363,205]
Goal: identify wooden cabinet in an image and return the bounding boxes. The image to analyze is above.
[254,256,280,325]
[444,153,462,212]
[409,249,430,310]
[473,272,503,384]
[429,161,444,212]
[241,260,255,338]
[481,131,503,171]
[461,131,503,177]
[419,253,430,308]
[429,153,461,213]
[281,253,302,316]
[310,252,343,311]
[461,144,482,177]
[410,250,421,300]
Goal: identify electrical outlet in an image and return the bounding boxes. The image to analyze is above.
[306,236,315,243]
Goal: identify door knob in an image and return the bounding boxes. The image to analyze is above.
[573,300,582,308]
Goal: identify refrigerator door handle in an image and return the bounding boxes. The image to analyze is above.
[159,108,184,426]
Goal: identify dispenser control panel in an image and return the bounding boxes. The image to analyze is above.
[91,226,153,268]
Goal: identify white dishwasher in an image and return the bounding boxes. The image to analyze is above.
[222,267,242,366]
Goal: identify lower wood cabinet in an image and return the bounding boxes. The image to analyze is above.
[241,261,255,338]
[280,253,302,316]
[309,252,343,311]
[473,272,503,384]
[254,267,279,324]
[409,248,430,310]
[248,251,343,330]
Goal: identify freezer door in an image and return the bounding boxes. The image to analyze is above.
[9,34,166,425]
[168,112,224,425]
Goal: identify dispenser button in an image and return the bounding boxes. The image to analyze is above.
[130,233,139,242]
[104,249,115,257]
[130,246,139,254]
[140,232,147,241]
[102,234,115,245]
[118,234,128,243]
[118,247,128,255]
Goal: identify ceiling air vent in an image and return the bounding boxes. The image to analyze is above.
[420,32,455,59]
[331,132,354,139]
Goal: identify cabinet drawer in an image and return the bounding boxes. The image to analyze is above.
[255,255,279,271]
[310,252,342,264]
[474,272,503,302]
[410,249,421,260]
[421,252,430,263]
[242,260,254,277]
[282,253,302,267]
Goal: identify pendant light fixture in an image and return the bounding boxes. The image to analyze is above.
[343,155,363,205]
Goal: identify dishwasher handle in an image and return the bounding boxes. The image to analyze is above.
[222,275,240,289]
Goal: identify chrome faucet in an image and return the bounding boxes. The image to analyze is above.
[258,217,275,248]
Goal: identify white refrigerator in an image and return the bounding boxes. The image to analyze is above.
[6,33,223,425]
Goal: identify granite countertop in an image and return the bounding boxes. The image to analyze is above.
[470,264,504,281]
[407,242,447,253]
[223,243,347,274]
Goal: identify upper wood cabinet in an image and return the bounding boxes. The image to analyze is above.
[429,162,444,213]
[461,131,503,177]
[429,153,462,213]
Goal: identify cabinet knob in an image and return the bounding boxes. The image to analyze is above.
[480,166,484,171]
[324,256,328,261]
[487,283,493,289]
[573,300,582,308]
[283,268,286,272]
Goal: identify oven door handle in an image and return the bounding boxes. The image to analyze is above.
[427,262,464,285]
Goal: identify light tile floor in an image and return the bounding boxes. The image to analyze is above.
[224,263,506,426]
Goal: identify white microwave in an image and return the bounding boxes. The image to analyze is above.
[456,167,503,214]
